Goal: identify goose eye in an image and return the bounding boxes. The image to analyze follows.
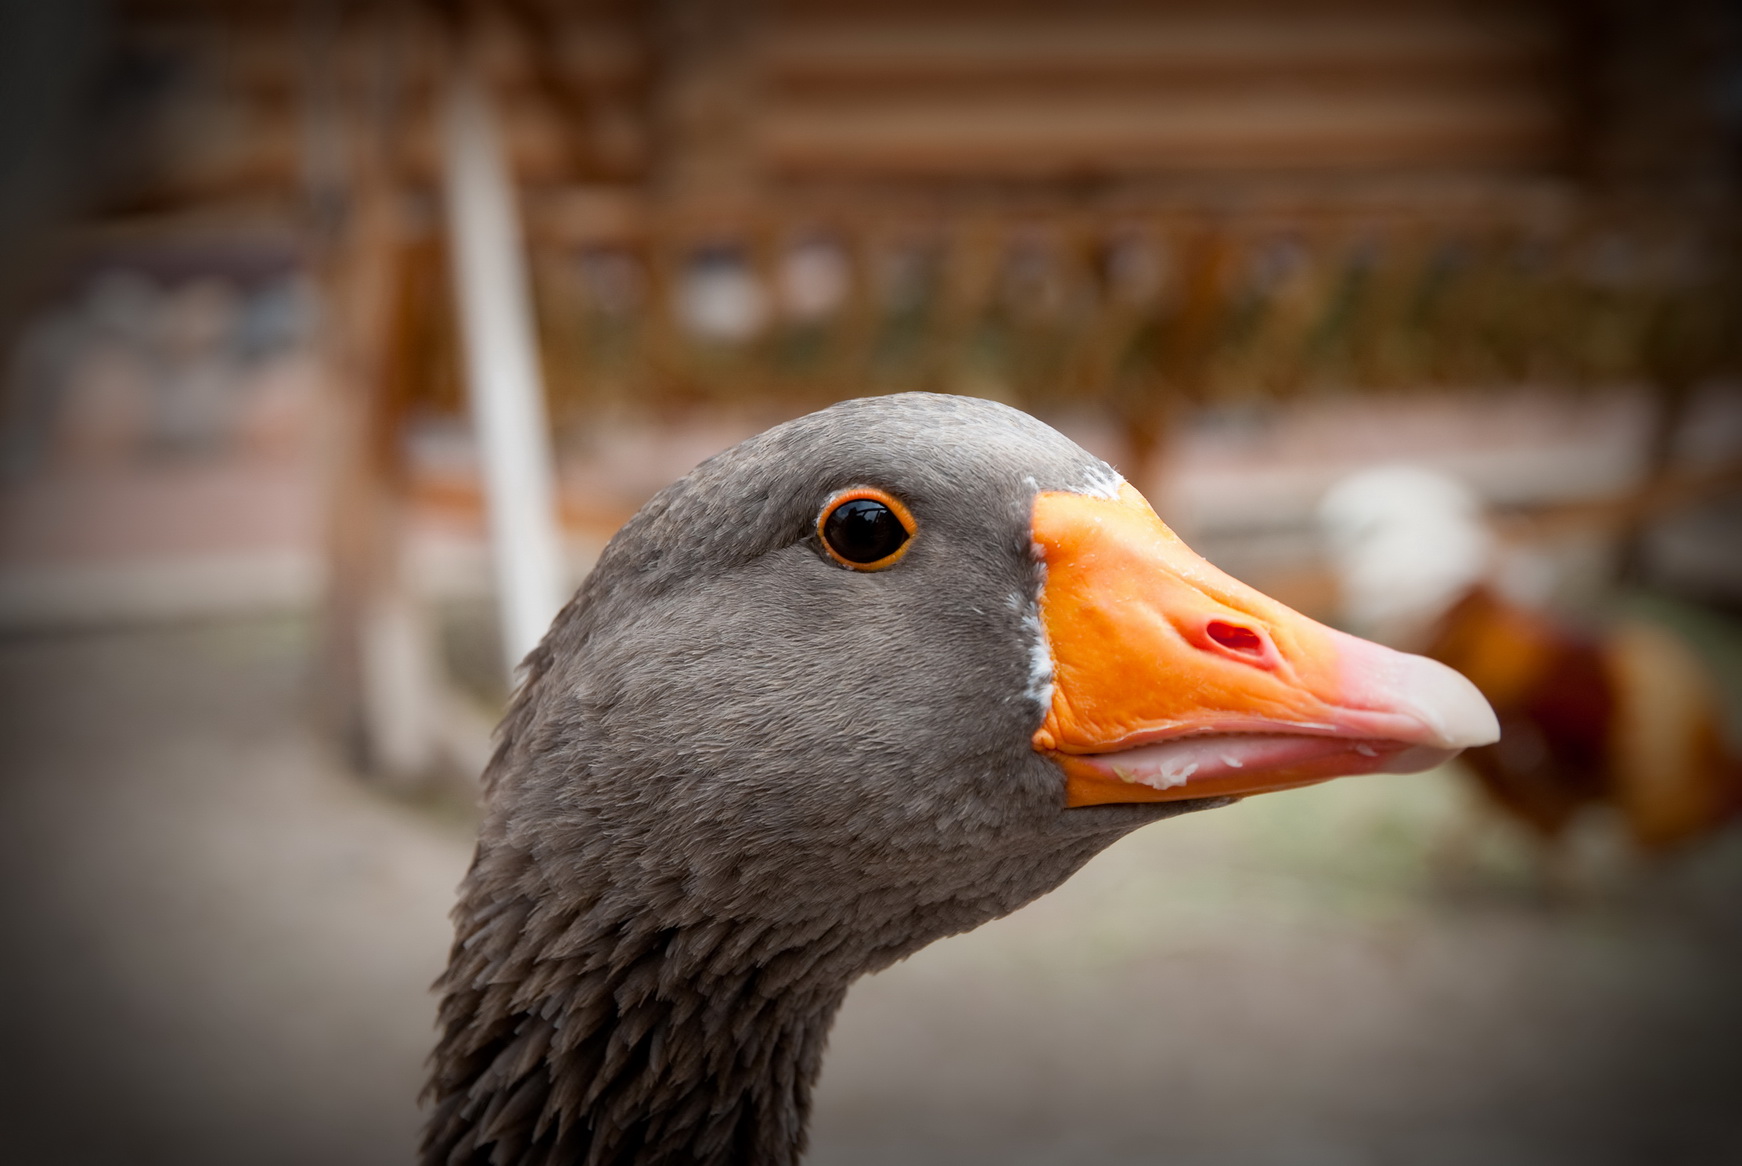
[818,489,915,569]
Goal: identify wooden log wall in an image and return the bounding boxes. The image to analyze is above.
[108,1,1577,208]
[102,0,1740,443]
[760,5,1564,184]
[83,0,1740,784]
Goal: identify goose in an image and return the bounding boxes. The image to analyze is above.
[423,393,1498,1166]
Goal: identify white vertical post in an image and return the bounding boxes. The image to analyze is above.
[441,61,567,679]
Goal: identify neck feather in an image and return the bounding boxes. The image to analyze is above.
[423,870,851,1166]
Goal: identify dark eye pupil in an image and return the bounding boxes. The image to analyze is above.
[824,499,909,564]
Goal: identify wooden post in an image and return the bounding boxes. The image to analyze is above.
[306,1,443,784]
[441,54,567,679]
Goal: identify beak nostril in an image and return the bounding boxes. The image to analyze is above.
[1206,620,1266,656]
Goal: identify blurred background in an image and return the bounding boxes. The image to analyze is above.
[0,0,1740,1162]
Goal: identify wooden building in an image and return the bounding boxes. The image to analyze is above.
[24,0,1741,779]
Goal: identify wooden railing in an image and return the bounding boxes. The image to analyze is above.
[501,201,1742,474]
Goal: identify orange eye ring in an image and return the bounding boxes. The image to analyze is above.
[817,488,917,571]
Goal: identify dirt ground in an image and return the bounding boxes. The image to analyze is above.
[1,619,1739,1166]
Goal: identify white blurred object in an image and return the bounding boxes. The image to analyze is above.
[1104,234,1169,305]
[779,239,849,322]
[676,249,766,341]
[152,277,244,454]
[86,269,163,347]
[577,249,645,317]
[1317,465,1495,647]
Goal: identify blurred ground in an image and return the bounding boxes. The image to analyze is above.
[1,617,1738,1166]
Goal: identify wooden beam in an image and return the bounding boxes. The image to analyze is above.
[441,52,568,679]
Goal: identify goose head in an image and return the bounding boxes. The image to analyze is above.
[425,393,1497,1166]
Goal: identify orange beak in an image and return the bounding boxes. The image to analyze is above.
[1032,484,1499,807]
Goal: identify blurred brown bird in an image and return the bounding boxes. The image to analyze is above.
[1427,585,1742,851]
[1320,464,1742,854]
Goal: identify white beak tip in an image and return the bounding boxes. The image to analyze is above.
[1402,652,1500,750]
